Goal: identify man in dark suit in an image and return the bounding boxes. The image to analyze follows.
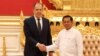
[23,3,53,56]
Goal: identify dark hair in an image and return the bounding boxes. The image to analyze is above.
[62,15,73,22]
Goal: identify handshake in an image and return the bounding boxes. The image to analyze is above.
[37,43,47,52]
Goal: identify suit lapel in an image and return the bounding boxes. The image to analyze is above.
[30,16,46,34]
[30,16,39,33]
[41,18,46,33]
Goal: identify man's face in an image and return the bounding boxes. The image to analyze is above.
[62,17,73,30]
[34,4,43,18]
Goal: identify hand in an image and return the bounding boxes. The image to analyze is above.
[49,52,53,56]
[37,43,46,51]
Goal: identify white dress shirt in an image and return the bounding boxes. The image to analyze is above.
[34,16,43,46]
[46,27,83,56]
[34,16,43,30]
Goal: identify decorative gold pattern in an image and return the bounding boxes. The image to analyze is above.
[20,10,25,47]
[75,24,100,36]
[3,37,6,56]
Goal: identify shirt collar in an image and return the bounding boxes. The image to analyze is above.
[65,27,73,32]
[34,15,42,21]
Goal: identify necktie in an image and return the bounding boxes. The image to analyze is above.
[37,19,41,33]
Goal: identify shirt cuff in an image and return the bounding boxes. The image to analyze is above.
[46,46,49,52]
[36,42,40,47]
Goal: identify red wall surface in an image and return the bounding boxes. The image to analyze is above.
[0,0,55,16]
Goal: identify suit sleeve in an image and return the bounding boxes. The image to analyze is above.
[47,20,52,45]
[23,19,38,47]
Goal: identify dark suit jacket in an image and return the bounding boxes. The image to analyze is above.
[23,16,52,56]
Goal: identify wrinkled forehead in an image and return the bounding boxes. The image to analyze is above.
[34,3,43,9]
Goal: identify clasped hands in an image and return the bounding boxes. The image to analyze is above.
[37,43,47,52]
